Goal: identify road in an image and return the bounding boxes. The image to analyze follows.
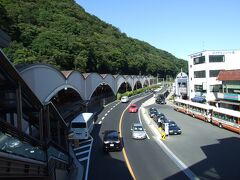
[88,93,187,180]
[88,93,240,180]
[148,101,240,180]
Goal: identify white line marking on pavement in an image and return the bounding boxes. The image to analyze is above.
[101,117,105,120]
[153,137,199,180]
[76,150,90,156]
[84,136,93,180]
[105,113,108,116]
[78,156,88,162]
[138,106,150,140]
[78,144,91,149]
[108,110,110,113]
[111,108,113,110]
[98,121,102,124]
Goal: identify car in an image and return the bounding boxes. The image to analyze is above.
[156,97,166,104]
[131,123,147,140]
[153,112,166,123]
[103,130,123,152]
[128,104,138,113]
[191,96,206,103]
[148,107,158,118]
[121,96,129,103]
[168,121,182,135]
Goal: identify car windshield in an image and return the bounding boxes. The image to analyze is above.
[133,126,144,131]
[169,122,177,127]
[131,105,136,107]
[105,131,119,140]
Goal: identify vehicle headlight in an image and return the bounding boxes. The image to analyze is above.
[169,130,173,132]
[115,140,120,143]
[104,141,110,144]
[178,130,181,132]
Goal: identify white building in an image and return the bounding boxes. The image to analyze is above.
[188,49,240,104]
[175,71,189,99]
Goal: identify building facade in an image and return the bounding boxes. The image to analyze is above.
[174,71,189,99]
[188,49,240,104]
[216,69,240,110]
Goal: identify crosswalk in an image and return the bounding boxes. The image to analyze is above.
[72,137,93,180]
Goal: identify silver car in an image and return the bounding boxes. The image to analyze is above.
[131,123,147,140]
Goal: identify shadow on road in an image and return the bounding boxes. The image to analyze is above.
[165,136,240,180]
[88,123,132,180]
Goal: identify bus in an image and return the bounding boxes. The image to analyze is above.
[174,98,189,114]
[174,98,213,122]
[212,107,240,134]
[70,112,95,140]
[187,101,213,122]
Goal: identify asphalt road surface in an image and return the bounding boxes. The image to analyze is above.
[89,93,187,180]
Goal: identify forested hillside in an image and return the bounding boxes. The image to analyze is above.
[0,0,187,77]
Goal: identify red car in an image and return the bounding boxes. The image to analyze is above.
[128,104,138,113]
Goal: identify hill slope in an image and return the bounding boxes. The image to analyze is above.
[0,0,187,77]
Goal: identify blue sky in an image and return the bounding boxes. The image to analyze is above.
[76,0,240,60]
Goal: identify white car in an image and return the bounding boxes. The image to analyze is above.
[131,123,147,140]
[121,96,129,103]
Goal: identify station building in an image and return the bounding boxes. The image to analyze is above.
[188,49,240,105]
[174,71,189,99]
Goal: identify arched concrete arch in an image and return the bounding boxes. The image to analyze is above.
[64,70,86,100]
[115,75,131,92]
[18,64,67,103]
[85,73,115,100]
[44,84,82,103]
[123,75,134,90]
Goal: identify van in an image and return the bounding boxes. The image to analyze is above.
[70,113,95,140]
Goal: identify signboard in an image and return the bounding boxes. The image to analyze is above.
[223,93,240,101]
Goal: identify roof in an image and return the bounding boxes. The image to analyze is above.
[217,69,240,81]
[71,112,94,123]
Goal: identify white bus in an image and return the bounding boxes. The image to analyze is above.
[70,112,95,140]
[212,107,240,134]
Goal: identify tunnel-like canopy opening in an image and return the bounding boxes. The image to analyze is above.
[134,81,142,90]
[143,80,149,87]
[88,83,115,112]
[118,82,132,93]
[50,88,84,122]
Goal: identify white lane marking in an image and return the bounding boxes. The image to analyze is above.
[153,136,199,180]
[78,143,91,149]
[84,136,93,180]
[98,121,102,124]
[111,108,113,110]
[108,110,110,113]
[76,150,90,156]
[105,113,108,116]
[138,106,150,140]
[101,117,105,120]
[78,156,88,162]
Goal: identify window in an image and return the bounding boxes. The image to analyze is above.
[194,71,206,78]
[209,70,221,77]
[209,55,224,63]
[194,85,203,91]
[71,122,86,128]
[209,85,222,92]
[193,56,205,65]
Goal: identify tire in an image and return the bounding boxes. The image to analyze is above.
[219,123,223,128]
[192,114,195,118]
